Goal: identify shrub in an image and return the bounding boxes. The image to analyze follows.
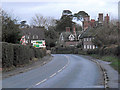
[2,42,14,68]
[13,44,29,66]
[2,42,47,68]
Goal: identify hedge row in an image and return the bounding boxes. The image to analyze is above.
[52,47,76,54]
[51,45,119,57]
[86,46,119,56]
[2,42,46,68]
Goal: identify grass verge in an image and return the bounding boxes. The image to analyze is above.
[90,54,120,74]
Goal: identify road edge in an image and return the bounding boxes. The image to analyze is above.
[2,55,53,79]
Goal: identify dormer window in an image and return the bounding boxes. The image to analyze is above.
[33,35,38,39]
[25,35,30,39]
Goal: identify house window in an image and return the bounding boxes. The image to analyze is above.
[84,38,86,41]
[87,45,89,49]
[90,45,92,49]
[25,35,29,39]
[93,45,95,49]
[28,36,29,39]
[69,34,75,41]
[78,34,81,40]
[84,45,86,49]
[87,38,89,41]
[90,38,91,41]
[33,35,38,39]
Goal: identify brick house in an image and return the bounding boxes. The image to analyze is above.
[59,25,82,47]
[80,28,97,50]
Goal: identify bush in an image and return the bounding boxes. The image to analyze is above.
[2,42,14,68]
[29,48,35,60]
[51,46,80,54]
[2,42,47,69]
[13,44,30,66]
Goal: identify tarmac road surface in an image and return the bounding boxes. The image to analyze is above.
[2,54,104,88]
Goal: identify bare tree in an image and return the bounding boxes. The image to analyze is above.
[92,20,118,47]
[31,14,56,29]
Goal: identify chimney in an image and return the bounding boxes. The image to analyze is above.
[104,14,109,25]
[90,19,95,27]
[66,27,70,32]
[98,13,103,23]
[73,25,76,35]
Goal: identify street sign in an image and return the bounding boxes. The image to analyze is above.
[32,40,46,48]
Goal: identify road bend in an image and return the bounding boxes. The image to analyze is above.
[2,54,104,88]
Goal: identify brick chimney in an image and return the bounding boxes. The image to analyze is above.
[90,19,95,27]
[73,25,76,36]
[104,14,109,25]
[98,13,103,24]
[66,27,70,32]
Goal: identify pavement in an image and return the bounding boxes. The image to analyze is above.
[82,55,120,88]
[2,54,104,88]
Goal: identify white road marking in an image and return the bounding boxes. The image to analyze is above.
[50,73,57,78]
[62,66,66,69]
[28,55,70,89]
[35,79,47,86]
[58,69,63,73]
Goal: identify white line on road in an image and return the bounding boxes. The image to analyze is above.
[50,73,57,78]
[58,69,63,73]
[27,55,70,89]
[35,79,47,86]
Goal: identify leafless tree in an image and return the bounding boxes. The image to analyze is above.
[31,14,56,29]
[92,19,118,48]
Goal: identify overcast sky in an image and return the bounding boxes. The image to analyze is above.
[2,0,120,24]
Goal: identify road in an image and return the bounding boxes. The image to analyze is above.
[2,54,104,88]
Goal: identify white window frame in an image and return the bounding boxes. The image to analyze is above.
[84,38,86,41]
[69,34,75,41]
[84,45,86,49]
[90,45,91,49]
[87,45,89,49]
[93,45,95,49]
[90,38,91,41]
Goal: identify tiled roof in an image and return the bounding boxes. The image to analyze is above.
[80,28,96,38]
[20,28,45,40]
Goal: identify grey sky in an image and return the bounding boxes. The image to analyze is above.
[2,0,120,24]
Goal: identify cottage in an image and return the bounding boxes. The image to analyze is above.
[59,31,82,47]
[80,28,97,50]
[20,27,46,48]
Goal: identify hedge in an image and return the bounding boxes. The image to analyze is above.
[86,46,119,56]
[2,42,14,68]
[13,44,31,66]
[2,42,46,68]
[52,47,80,54]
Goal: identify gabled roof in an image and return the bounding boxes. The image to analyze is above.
[80,28,96,38]
[61,31,83,41]
[20,28,45,40]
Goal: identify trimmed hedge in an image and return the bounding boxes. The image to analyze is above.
[2,42,46,68]
[13,44,31,66]
[86,46,119,56]
[2,42,14,68]
[52,47,80,54]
